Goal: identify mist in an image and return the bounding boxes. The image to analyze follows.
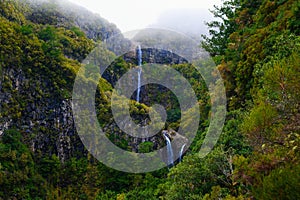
[150,8,214,41]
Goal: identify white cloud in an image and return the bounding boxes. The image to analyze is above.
[68,0,222,32]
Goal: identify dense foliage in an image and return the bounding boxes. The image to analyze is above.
[0,0,299,199]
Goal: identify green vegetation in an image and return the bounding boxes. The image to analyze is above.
[0,0,299,199]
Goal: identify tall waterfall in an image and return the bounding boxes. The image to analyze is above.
[137,45,142,66]
[179,144,186,162]
[136,45,142,102]
[163,133,174,167]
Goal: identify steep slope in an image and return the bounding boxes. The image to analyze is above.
[2,0,299,199]
[0,0,129,198]
[0,0,93,161]
[25,0,121,41]
[0,1,204,198]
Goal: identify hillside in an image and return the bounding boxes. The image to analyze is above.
[0,0,300,199]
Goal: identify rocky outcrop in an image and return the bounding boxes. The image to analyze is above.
[124,48,188,65]
[25,0,122,41]
[0,66,86,162]
[162,129,188,160]
[0,66,169,161]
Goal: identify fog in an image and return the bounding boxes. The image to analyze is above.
[150,8,215,41]
[67,0,222,33]
[26,0,219,40]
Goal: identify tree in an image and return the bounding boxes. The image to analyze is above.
[0,130,46,199]
[201,0,239,57]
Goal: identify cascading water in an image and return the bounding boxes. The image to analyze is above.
[179,144,186,162]
[163,133,174,167]
[136,45,142,102]
[136,68,142,102]
[137,45,142,66]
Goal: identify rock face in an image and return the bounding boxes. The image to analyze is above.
[122,48,187,105]
[162,129,188,161]
[0,66,85,162]
[25,0,121,41]
[124,48,188,65]
[0,66,168,161]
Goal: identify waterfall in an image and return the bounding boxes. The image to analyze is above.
[163,133,174,167]
[136,67,142,102]
[136,45,142,102]
[179,144,186,162]
[137,45,142,66]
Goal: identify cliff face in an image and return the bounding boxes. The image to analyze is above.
[0,0,190,162]
[0,56,84,162]
[25,0,132,55]
[0,0,114,161]
[25,0,121,41]
[124,48,188,65]
[0,64,162,160]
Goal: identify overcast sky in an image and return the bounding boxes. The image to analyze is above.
[68,0,222,33]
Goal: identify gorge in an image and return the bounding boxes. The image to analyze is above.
[0,0,299,199]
